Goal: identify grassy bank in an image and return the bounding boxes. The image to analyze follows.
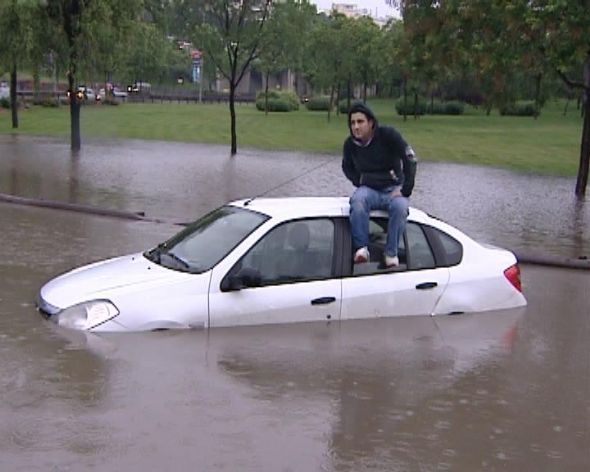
[0,98,583,176]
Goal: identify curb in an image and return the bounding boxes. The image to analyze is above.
[0,192,175,224]
[514,250,590,271]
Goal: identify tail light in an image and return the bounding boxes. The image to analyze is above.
[503,264,522,292]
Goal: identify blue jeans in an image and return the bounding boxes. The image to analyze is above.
[349,185,409,258]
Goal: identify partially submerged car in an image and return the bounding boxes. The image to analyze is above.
[37,197,526,332]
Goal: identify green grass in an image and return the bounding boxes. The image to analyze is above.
[0,98,583,176]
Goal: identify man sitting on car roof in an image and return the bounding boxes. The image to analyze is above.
[342,102,417,268]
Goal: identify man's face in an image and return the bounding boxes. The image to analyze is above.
[350,112,374,143]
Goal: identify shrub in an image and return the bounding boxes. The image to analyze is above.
[305,95,332,111]
[0,97,9,109]
[101,97,120,106]
[255,90,299,112]
[499,101,539,117]
[256,98,291,112]
[395,100,427,116]
[428,101,465,115]
[33,97,59,108]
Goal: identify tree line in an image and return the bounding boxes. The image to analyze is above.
[0,0,587,194]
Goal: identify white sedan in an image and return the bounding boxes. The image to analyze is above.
[36,197,526,332]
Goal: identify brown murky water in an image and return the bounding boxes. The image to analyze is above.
[1,135,589,471]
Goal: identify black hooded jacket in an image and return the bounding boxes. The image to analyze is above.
[342,103,417,197]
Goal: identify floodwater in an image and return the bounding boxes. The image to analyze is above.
[0,135,589,471]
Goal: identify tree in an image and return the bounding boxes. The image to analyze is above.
[90,1,141,94]
[379,18,405,98]
[179,0,272,155]
[255,0,316,114]
[0,0,41,129]
[47,0,87,151]
[515,0,590,195]
[123,21,175,86]
[346,16,381,104]
[47,0,139,151]
[391,0,589,195]
[304,13,355,120]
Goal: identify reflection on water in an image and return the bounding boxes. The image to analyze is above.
[0,136,589,471]
[215,313,524,470]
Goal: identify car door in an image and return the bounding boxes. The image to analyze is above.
[208,218,342,328]
[341,220,449,320]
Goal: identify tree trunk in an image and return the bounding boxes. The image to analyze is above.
[347,77,351,112]
[33,68,40,103]
[10,63,18,129]
[64,0,82,152]
[430,89,434,113]
[402,76,408,122]
[55,61,60,106]
[574,53,590,197]
[327,84,335,123]
[264,70,270,116]
[68,72,81,152]
[533,73,542,120]
[576,98,589,196]
[229,81,237,155]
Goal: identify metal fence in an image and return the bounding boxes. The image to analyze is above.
[14,90,256,105]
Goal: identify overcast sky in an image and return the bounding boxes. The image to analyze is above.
[310,0,399,18]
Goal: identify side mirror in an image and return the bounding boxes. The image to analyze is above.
[220,267,262,292]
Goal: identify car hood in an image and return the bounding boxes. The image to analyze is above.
[39,253,189,309]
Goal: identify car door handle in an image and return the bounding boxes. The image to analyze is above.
[416,282,438,290]
[311,296,336,305]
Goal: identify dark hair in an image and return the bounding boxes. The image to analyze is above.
[348,102,377,133]
[349,102,376,120]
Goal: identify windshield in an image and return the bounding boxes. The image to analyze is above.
[144,206,268,273]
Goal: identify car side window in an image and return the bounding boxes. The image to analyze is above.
[353,219,436,275]
[354,218,404,275]
[239,219,335,285]
[429,227,463,266]
[406,223,436,270]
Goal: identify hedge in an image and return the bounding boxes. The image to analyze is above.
[100,97,121,106]
[33,97,59,108]
[305,95,332,111]
[428,101,465,115]
[256,90,299,112]
[499,101,539,117]
[396,100,466,116]
[395,101,427,116]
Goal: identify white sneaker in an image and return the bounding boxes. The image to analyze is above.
[384,255,399,267]
[354,247,369,264]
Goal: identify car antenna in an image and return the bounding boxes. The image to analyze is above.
[242,157,334,207]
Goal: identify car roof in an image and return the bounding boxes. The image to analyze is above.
[228,197,432,223]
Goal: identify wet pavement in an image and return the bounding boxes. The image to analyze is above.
[1,135,589,471]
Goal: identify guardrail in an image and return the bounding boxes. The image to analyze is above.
[13,91,256,105]
[133,93,256,105]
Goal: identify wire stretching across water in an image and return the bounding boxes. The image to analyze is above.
[243,155,338,206]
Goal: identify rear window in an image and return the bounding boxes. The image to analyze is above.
[429,227,463,266]
[440,231,462,265]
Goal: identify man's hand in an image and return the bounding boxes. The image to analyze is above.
[390,188,403,198]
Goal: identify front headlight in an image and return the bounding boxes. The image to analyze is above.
[56,300,119,330]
